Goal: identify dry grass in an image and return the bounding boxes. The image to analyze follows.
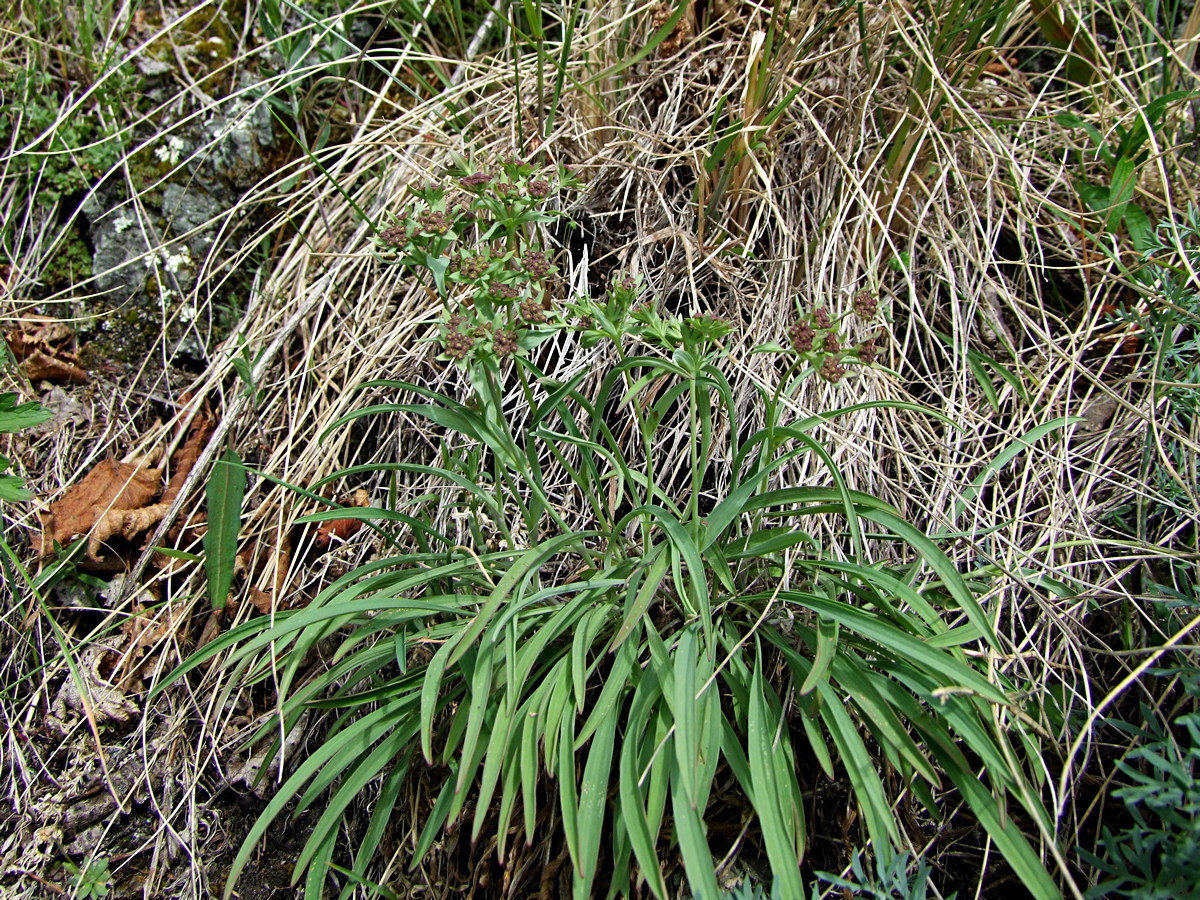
[2,0,1198,895]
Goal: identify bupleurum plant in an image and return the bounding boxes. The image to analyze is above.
[370,154,578,365]
[164,155,1059,900]
[786,289,882,384]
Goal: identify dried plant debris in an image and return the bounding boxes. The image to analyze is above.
[36,459,161,559]
[5,315,88,383]
[35,418,213,567]
[313,488,371,547]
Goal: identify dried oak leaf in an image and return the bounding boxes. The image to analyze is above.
[90,503,169,560]
[246,587,275,614]
[162,417,212,506]
[5,315,87,383]
[314,488,372,547]
[23,348,88,382]
[37,460,160,557]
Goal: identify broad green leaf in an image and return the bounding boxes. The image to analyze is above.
[0,393,52,433]
[0,473,33,502]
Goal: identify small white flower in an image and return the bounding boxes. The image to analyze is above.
[179,303,198,323]
[154,136,187,166]
[163,248,191,274]
[112,214,132,234]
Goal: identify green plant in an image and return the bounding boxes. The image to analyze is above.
[0,65,130,208]
[1057,92,1198,255]
[813,848,953,900]
[0,392,51,503]
[64,854,111,899]
[0,390,51,608]
[1104,208,1200,628]
[1083,670,1200,899]
[711,847,952,900]
[161,160,1059,900]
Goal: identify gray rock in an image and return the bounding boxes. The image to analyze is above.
[161,182,223,259]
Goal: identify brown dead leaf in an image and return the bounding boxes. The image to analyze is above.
[6,315,74,350]
[161,417,212,506]
[38,461,160,557]
[247,587,275,614]
[88,503,172,560]
[23,348,88,383]
[6,316,88,383]
[40,419,218,566]
[315,517,363,547]
[314,488,371,547]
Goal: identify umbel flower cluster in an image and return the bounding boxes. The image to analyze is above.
[371,154,579,364]
[787,289,882,383]
[371,155,878,374]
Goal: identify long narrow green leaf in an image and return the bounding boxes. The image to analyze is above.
[748,650,806,898]
[609,549,669,653]
[574,714,618,897]
[420,636,458,763]
[673,627,700,807]
[456,642,495,793]
[559,712,580,872]
[451,531,593,665]
[204,448,244,610]
[800,615,838,695]
[816,681,898,851]
[670,763,719,900]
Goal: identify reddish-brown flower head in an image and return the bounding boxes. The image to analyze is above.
[493,329,518,358]
[819,355,846,383]
[853,290,878,319]
[460,172,492,190]
[444,329,475,360]
[378,224,408,247]
[416,210,451,234]
[788,321,815,353]
[522,251,552,280]
[858,338,877,364]
[519,298,547,323]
